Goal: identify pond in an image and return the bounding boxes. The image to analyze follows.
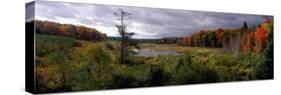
[135,49,182,57]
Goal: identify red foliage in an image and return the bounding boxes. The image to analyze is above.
[254,25,268,53]
[265,19,272,24]
[183,36,190,46]
[36,21,107,41]
[57,27,65,36]
[181,19,273,55]
[216,28,224,41]
[243,32,255,54]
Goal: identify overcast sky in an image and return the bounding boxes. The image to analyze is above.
[26,1,273,39]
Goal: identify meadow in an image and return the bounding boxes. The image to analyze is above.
[35,34,264,93]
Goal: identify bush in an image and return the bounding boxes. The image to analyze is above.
[111,73,137,88]
[146,65,170,86]
[104,41,115,50]
[171,63,200,84]
[124,56,146,66]
[36,35,80,57]
[171,52,218,84]
[189,63,217,83]
[213,54,245,81]
[255,31,273,79]
[216,54,237,70]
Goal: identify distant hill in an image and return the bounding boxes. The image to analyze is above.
[26,20,107,42]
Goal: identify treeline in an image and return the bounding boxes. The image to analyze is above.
[183,19,273,54]
[34,20,107,41]
[131,37,182,44]
[158,37,183,44]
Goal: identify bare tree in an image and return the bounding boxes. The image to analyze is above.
[114,8,133,64]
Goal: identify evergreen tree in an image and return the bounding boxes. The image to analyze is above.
[242,21,248,30]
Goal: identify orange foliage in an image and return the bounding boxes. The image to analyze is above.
[182,19,272,55]
[216,28,224,41]
[242,19,272,54]
[254,25,268,53]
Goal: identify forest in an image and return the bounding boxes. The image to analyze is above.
[29,17,273,93]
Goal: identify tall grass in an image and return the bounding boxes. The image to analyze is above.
[35,34,264,93]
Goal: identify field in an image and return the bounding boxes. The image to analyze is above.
[35,34,263,93]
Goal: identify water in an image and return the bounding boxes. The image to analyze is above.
[135,49,182,57]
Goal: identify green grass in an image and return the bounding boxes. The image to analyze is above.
[35,34,263,93]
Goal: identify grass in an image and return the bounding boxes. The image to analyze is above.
[35,34,262,93]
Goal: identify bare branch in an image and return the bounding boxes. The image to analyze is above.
[113,12,120,16]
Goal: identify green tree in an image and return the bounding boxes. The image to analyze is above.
[242,21,248,30]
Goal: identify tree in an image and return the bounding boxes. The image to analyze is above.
[242,21,248,30]
[216,28,224,47]
[208,31,216,48]
[255,26,273,79]
[182,36,190,46]
[254,24,268,53]
[114,8,134,64]
[35,21,107,42]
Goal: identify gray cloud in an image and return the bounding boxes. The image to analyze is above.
[32,1,273,39]
[26,1,35,22]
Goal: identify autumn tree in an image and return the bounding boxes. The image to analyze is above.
[255,19,273,79]
[254,20,272,54]
[183,20,272,54]
[35,21,107,42]
[182,36,191,46]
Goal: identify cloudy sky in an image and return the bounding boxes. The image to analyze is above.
[26,1,272,39]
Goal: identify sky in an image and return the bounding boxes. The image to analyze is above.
[26,1,273,39]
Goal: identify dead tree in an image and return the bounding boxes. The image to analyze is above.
[114,8,132,64]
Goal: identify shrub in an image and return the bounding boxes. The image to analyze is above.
[124,56,146,66]
[111,73,137,88]
[104,41,115,50]
[171,52,218,84]
[171,63,200,84]
[255,31,273,79]
[36,35,80,57]
[146,65,170,86]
